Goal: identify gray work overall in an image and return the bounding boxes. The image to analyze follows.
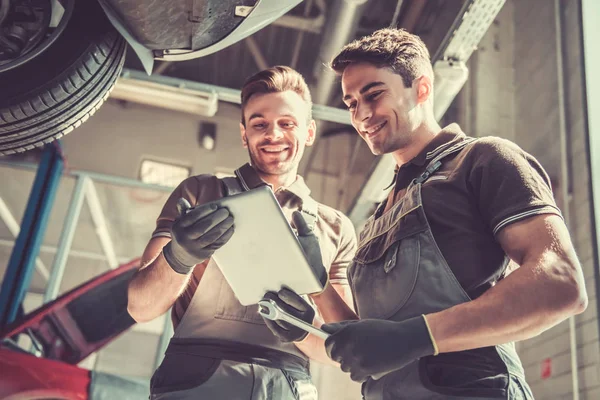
[349,139,535,400]
[150,165,319,400]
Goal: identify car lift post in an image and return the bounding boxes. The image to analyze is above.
[0,144,64,327]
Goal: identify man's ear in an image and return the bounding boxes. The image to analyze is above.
[305,119,316,147]
[415,75,433,105]
[240,122,248,148]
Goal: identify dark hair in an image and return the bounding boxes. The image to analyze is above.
[240,66,312,126]
[330,28,433,88]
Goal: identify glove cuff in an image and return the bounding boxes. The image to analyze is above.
[309,274,330,298]
[162,243,195,275]
[293,331,310,344]
[421,314,439,356]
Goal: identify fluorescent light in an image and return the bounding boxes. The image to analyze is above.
[111,77,219,117]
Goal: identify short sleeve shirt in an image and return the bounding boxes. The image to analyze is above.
[152,173,357,328]
[384,124,561,298]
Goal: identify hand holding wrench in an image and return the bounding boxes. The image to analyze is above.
[258,299,330,340]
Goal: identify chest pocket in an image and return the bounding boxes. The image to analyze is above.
[349,207,425,320]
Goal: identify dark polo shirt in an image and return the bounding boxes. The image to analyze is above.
[383,124,561,299]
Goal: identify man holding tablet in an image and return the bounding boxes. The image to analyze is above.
[127,66,358,399]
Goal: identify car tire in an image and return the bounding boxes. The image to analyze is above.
[0,0,126,155]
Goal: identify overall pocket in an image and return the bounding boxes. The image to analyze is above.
[350,233,421,320]
[150,352,221,394]
[417,353,509,399]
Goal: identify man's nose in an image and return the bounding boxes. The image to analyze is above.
[353,103,372,126]
[265,125,285,140]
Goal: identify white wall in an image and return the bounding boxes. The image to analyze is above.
[61,99,249,179]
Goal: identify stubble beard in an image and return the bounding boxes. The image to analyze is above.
[247,147,297,177]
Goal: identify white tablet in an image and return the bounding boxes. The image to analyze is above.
[208,185,324,305]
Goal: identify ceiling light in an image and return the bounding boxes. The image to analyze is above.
[110,77,219,117]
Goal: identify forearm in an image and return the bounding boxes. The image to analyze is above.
[127,251,191,322]
[309,283,358,323]
[294,317,339,366]
[292,283,357,363]
[427,254,587,353]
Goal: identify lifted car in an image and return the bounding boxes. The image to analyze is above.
[0,0,301,155]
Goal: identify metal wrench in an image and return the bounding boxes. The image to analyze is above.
[258,299,330,340]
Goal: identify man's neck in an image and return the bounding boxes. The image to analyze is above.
[256,170,298,192]
[392,120,442,166]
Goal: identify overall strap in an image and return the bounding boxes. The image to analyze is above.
[220,163,267,196]
[414,138,477,185]
[299,196,318,231]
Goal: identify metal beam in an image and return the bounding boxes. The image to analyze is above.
[119,68,351,125]
[43,176,88,303]
[0,144,63,326]
[272,0,326,34]
[85,180,119,269]
[0,159,175,192]
[245,36,269,70]
[0,197,50,281]
[0,239,129,263]
[290,0,315,69]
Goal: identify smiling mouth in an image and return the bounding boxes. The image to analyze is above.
[260,146,290,154]
[362,121,387,137]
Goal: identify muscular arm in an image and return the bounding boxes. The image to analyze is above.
[427,214,588,353]
[127,237,201,323]
[294,282,358,365]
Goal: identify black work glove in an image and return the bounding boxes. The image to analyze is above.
[163,198,234,274]
[262,288,316,342]
[292,211,327,287]
[322,316,436,382]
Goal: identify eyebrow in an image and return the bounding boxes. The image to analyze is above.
[343,81,386,101]
[248,113,264,121]
[248,113,298,122]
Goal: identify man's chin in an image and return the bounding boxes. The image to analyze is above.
[368,143,384,156]
[255,160,294,176]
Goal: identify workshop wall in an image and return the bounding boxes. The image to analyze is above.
[60,100,249,179]
[464,0,599,398]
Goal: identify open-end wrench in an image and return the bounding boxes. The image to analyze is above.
[258,299,330,340]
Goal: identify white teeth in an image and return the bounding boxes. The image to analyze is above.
[262,147,288,153]
[364,122,385,135]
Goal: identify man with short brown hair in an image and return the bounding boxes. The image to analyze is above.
[316,28,588,399]
[127,65,357,399]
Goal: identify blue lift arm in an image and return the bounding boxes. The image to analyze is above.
[0,144,64,327]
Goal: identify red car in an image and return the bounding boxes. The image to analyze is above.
[0,259,148,400]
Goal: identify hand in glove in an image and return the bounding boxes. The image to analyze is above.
[322,316,437,382]
[163,198,234,274]
[262,288,316,342]
[292,211,327,287]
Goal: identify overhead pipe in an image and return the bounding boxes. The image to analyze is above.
[311,0,368,106]
[302,0,369,178]
[554,0,579,398]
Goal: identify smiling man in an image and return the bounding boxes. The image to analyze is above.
[315,28,589,399]
[127,66,357,399]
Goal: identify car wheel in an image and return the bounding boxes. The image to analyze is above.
[0,0,126,155]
